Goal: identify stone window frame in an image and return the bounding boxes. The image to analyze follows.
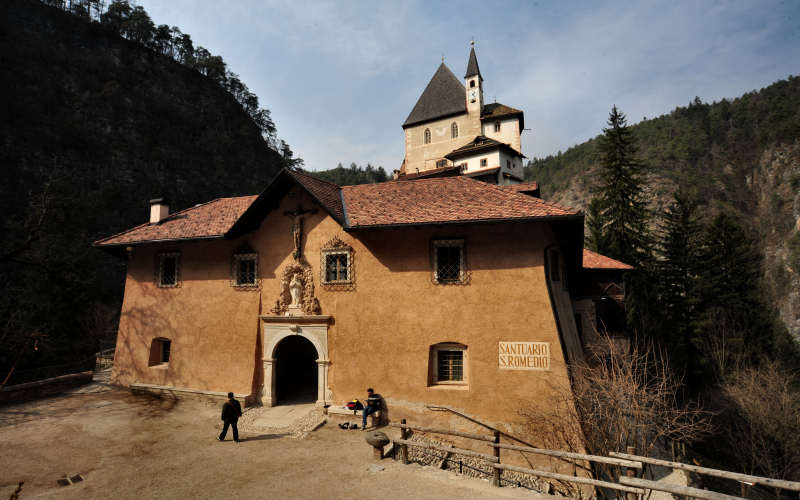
[231,248,260,289]
[320,236,355,291]
[148,337,172,367]
[428,342,468,388]
[431,239,469,285]
[451,122,458,139]
[155,252,180,288]
[424,128,431,144]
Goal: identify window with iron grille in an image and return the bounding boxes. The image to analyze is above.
[232,253,258,287]
[432,239,466,284]
[323,250,350,283]
[157,253,180,287]
[429,343,467,386]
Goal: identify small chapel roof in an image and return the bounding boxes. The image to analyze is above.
[481,102,524,130]
[582,248,633,270]
[445,135,524,161]
[94,170,581,247]
[402,63,466,129]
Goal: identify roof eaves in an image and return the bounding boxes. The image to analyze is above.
[93,234,226,248]
[401,109,466,129]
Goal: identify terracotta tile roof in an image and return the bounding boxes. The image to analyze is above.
[342,176,578,228]
[96,171,580,246]
[582,248,633,270]
[288,170,344,222]
[396,165,461,181]
[94,196,257,247]
[445,135,524,161]
[402,63,466,128]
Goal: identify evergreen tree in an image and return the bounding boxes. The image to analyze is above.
[593,106,650,268]
[656,190,702,381]
[692,214,775,377]
[591,106,653,334]
[585,198,603,252]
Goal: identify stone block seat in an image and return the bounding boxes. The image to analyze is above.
[327,402,386,428]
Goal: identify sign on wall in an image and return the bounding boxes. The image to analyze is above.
[498,342,550,370]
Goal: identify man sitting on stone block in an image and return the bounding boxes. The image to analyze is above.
[362,387,382,430]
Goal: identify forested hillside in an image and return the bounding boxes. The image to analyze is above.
[0,0,286,379]
[525,76,800,341]
[306,163,389,186]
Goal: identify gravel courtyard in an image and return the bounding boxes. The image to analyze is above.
[0,376,551,499]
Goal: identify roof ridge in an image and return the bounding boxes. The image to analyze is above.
[289,169,343,189]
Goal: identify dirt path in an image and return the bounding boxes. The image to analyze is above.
[0,381,553,499]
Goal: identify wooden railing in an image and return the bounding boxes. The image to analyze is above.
[385,419,800,499]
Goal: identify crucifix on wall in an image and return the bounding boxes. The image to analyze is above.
[284,205,317,260]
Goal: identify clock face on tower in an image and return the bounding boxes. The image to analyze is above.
[469,90,477,103]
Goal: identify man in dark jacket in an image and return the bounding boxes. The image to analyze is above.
[218,392,242,442]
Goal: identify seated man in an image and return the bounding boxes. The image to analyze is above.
[362,387,382,430]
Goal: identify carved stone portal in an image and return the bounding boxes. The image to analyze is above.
[270,261,322,316]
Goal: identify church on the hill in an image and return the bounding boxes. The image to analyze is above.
[398,43,526,185]
[95,46,630,441]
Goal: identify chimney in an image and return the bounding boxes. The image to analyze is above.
[149,198,170,224]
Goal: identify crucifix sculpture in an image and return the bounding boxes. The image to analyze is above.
[284,205,317,260]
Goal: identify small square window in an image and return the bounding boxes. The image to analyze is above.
[480,158,487,167]
[322,250,351,284]
[232,252,258,287]
[438,350,463,381]
[436,159,448,168]
[429,343,468,387]
[432,239,466,284]
[157,253,180,287]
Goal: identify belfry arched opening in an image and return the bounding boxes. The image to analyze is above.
[273,335,318,404]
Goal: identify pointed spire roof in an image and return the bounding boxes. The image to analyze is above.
[402,63,466,128]
[465,46,482,79]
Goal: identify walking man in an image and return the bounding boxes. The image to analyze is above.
[362,387,382,430]
[218,392,242,442]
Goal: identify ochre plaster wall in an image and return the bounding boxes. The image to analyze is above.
[112,187,574,439]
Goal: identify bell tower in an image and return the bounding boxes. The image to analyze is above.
[464,41,483,135]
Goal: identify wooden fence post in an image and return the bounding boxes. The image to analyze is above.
[626,446,637,500]
[492,431,502,487]
[400,418,409,465]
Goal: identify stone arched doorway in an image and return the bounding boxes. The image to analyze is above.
[261,316,331,407]
[273,336,317,404]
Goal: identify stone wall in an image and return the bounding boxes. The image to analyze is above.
[0,371,93,405]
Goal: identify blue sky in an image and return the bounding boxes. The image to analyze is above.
[137,0,800,173]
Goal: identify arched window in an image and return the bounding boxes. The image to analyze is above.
[424,128,431,144]
[451,122,458,139]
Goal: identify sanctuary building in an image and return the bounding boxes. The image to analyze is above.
[96,47,630,442]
